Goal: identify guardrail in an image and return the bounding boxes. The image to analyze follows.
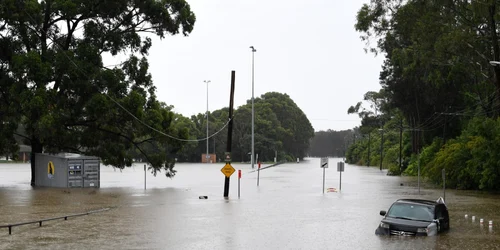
[248,161,286,173]
[0,208,110,235]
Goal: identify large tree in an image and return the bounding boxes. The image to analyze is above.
[0,0,195,185]
[175,92,314,163]
[353,0,500,150]
[349,0,500,188]
[257,92,314,160]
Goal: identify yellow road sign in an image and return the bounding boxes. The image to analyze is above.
[221,163,235,178]
[48,161,55,179]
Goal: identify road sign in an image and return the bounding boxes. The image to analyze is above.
[321,158,328,193]
[320,157,328,168]
[224,152,231,163]
[337,162,345,172]
[221,163,235,177]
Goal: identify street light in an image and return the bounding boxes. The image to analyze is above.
[489,61,500,66]
[250,46,256,169]
[204,80,210,163]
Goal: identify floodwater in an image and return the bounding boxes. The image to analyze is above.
[0,159,499,250]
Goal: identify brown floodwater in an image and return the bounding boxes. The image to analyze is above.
[0,159,499,249]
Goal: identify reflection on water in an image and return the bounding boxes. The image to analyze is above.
[0,160,499,249]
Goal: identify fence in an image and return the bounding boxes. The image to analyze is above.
[0,208,110,235]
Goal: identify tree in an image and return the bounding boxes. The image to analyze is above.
[352,0,500,189]
[253,101,284,162]
[258,92,314,160]
[232,106,252,161]
[169,113,200,162]
[0,0,196,185]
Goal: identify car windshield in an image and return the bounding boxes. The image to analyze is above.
[387,203,434,222]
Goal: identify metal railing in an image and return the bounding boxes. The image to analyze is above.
[0,208,110,235]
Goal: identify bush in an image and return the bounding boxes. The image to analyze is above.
[423,117,500,190]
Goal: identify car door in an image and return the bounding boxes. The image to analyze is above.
[435,204,449,231]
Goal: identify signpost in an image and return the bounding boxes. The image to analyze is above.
[257,161,261,186]
[337,161,345,191]
[320,158,328,193]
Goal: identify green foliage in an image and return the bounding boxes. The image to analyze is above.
[404,138,443,176]
[423,118,500,190]
[351,0,500,190]
[166,92,314,163]
[0,0,196,183]
[258,92,314,160]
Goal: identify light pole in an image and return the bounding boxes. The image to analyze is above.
[204,80,210,163]
[250,46,256,169]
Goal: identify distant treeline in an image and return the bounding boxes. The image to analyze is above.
[308,130,355,158]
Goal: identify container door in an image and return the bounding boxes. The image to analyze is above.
[68,160,83,188]
[83,160,99,188]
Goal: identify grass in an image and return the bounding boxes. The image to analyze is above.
[0,160,26,163]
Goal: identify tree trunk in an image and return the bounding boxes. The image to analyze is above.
[30,140,43,186]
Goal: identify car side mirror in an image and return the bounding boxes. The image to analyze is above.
[380,210,386,216]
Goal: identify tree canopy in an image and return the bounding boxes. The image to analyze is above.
[175,92,315,163]
[346,0,500,190]
[0,0,196,185]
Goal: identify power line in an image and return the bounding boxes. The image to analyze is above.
[21,9,229,142]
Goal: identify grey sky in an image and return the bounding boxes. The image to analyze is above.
[107,0,384,132]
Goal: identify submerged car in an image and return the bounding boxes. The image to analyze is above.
[375,197,449,236]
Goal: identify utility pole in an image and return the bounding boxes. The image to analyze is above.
[443,115,447,145]
[223,71,236,197]
[379,129,384,171]
[367,132,371,166]
[399,118,403,174]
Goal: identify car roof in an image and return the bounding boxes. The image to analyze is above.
[394,199,439,207]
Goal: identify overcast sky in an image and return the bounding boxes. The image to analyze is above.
[107,0,384,132]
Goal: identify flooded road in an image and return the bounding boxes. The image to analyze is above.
[0,158,499,249]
